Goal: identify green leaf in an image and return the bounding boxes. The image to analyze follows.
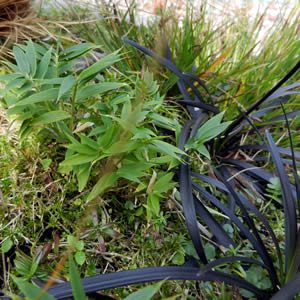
[41,158,52,170]
[78,134,99,151]
[77,163,91,192]
[192,112,232,144]
[117,162,150,183]
[147,194,160,217]
[77,51,121,81]
[75,251,86,265]
[172,252,185,265]
[60,153,98,166]
[36,47,52,79]
[150,140,185,160]
[11,275,55,300]
[31,111,70,126]
[60,43,94,61]
[65,143,98,156]
[0,74,22,81]
[204,243,216,260]
[1,239,13,253]
[87,172,119,202]
[68,254,86,300]
[26,40,37,77]
[58,75,77,99]
[76,82,125,101]
[15,88,59,106]
[13,46,30,74]
[153,172,175,195]
[124,281,164,300]
[196,144,210,159]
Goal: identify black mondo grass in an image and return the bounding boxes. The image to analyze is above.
[41,40,299,299]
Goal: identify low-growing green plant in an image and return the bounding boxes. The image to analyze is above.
[0,40,185,211]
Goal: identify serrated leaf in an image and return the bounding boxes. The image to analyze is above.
[15,88,59,106]
[68,254,86,300]
[31,111,70,126]
[77,51,121,81]
[58,75,77,99]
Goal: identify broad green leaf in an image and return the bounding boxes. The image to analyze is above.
[117,162,150,183]
[42,78,64,85]
[150,140,185,160]
[153,172,175,195]
[75,251,86,265]
[15,88,59,106]
[193,112,232,143]
[196,144,210,159]
[204,243,216,260]
[11,275,55,300]
[149,112,178,130]
[77,163,91,192]
[99,125,120,150]
[13,46,30,74]
[78,134,99,151]
[68,254,86,300]
[124,281,164,300]
[0,74,22,81]
[58,75,77,99]
[87,172,119,202]
[60,153,98,166]
[148,194,160,216]
[1,60,19,72]
[1,239,13,253]
[36,47,52,79]
[5,78,26,91]
[131,128,155,140]
[60,43,94,61]
[76,82,125,101]
[26,40,37,77]
[31,111,70,126]
[77,51,121,81]
[65,143,98,156]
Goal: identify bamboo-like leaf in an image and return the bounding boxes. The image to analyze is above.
[60,153,98,166]
[26,40,37,77]
[36,47,53,79]
[31,111,70,126]
[15,88,59,106]
[76,82,125,101]
[58,75,77,99]
[13,46,30,74]
[87,172,119,202]
[77,51,121,81]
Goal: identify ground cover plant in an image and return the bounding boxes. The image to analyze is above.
[0,1,299,299]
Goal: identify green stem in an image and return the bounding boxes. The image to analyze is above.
[70,83,78,131]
